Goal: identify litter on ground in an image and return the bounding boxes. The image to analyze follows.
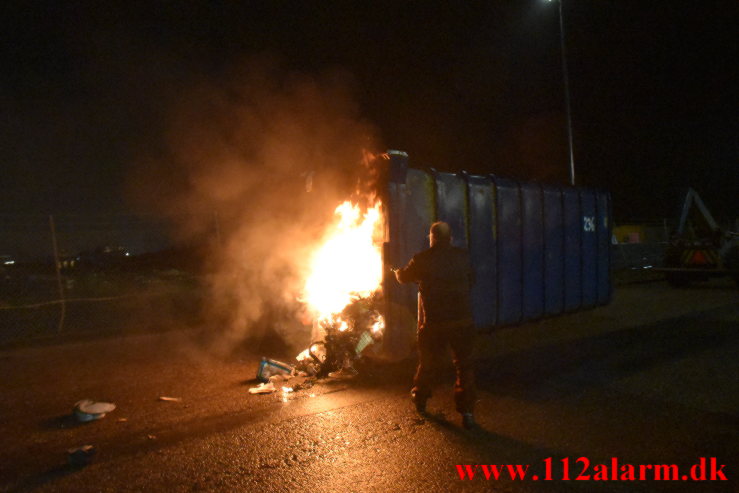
[73,400,116,422]
[248,381,277,394]
[67,445,96,466]
[328,367,358,379]
[256,358,294,383]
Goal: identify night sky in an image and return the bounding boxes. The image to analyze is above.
[2,1,737,220]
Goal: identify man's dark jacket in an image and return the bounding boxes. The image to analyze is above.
[396,244,474,328]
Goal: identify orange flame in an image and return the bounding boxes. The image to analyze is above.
[371,315,385,335]
[302,201,384,329]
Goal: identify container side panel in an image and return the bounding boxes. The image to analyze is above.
[580,190,598,308]
[403,169,436,260]
[435,172,469,248]
[521,183,544,320]
[596,192,612,305]
[467,176,496,328]
[496,179,523,325]
[384,168,436,359]
[543,186,564,315]
[384,182,411,359]
[563,188,582,311]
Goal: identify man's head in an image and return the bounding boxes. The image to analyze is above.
[429,221,451,247]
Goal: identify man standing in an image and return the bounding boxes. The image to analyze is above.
[393,221,477,429]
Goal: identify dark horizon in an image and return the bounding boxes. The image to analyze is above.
[2,1,737,221]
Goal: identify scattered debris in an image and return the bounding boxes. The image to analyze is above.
[287,374,311,391]
[355,330,374,355]
[295,349,312,362]
[252,300,385,397]
[117,418,128,423]
[281,383,295,398]
[268,374,289,384]
[301,295,384,378]
[158,396,182,402]
[328,367,358,379]
[249,370,315,396]
[257,358,294,383]
[147,434,157,440]
[248,382,277,394]
[67,445,96,466]
[308,343,327,364]
[294,347,321,376]
[73,400,116,422]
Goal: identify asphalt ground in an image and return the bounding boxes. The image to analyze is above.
[0,279,737,492]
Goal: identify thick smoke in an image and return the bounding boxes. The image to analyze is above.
[131,60,381,354]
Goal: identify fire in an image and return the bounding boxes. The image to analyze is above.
[302,201,384,329]
[371,315,385,335]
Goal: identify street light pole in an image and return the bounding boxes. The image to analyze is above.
[554,0,576,185]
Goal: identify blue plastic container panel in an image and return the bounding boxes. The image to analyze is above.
[562,188,582,311]
[521,182,544,321]
[384,161,436,358]
[580,190,598,308]
[402,168,436,259]
[495,178,523,325]
[467,176,497,328]
[435,172,468,248]
[596,192,612,305]
[542,186,564,315]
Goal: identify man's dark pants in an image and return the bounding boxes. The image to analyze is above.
[412,323,476,413]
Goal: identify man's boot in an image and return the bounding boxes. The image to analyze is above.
[461,413,477,430]
[410,390,427,414]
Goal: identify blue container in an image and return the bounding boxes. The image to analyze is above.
[382,151,612,358]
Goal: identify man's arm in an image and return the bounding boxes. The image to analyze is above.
[393,256,420,284]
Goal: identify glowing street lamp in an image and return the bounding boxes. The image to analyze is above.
[547,0,576,185]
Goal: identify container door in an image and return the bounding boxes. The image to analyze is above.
[543,185,564,315]
[580,190,598,308]
[435,172,468,248]
[467,176,496,328]
[563,188,582,311]
[596,191,612,305]
[495,178,522,325]
[384,160,435,359]
[521,182,544,321]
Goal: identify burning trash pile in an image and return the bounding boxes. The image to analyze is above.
[249,199,385,395]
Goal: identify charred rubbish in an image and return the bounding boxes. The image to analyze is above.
[306,293,383,378]
[251,294,383,395]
